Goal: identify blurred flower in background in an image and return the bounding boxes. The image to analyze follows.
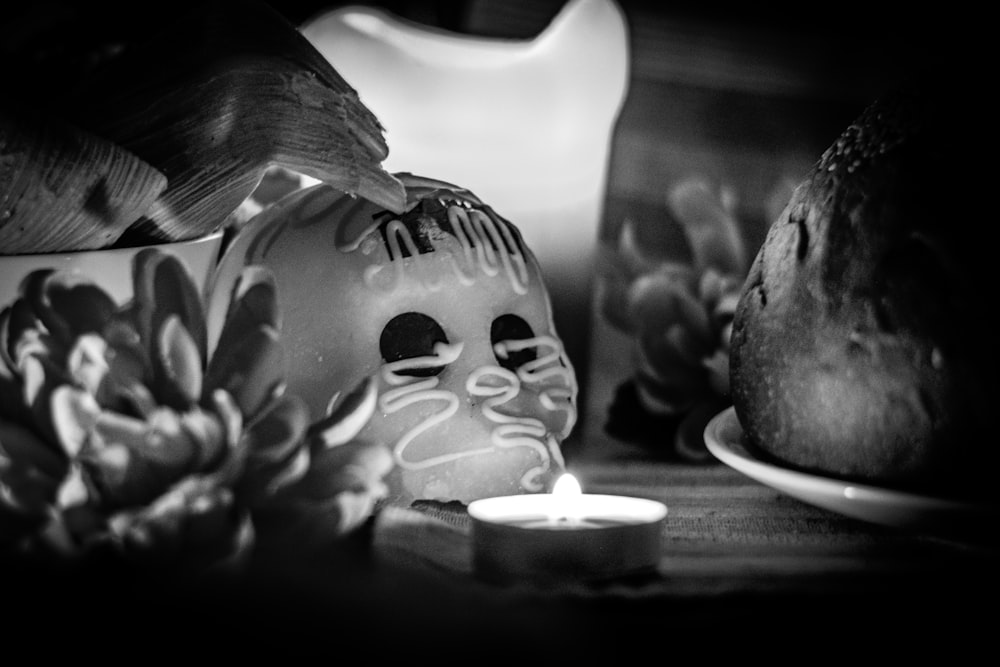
[0,249,392,575]
[598,175,794,460]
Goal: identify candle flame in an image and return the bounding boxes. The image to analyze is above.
[552,473,582,497]
[550,473,582,524]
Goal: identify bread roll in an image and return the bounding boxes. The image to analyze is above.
[729,71,998,501]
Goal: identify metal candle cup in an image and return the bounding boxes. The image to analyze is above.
[467,481,667,585]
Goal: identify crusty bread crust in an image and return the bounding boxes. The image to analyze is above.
[729,72,998,500]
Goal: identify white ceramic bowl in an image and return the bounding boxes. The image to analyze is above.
[0,231,225,308]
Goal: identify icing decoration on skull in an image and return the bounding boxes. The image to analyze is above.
[206,173,578,506]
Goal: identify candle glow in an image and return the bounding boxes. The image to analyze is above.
[467,472,668,584]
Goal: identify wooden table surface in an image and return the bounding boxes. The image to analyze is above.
[360,435,1000,655]
[9,444,993,660]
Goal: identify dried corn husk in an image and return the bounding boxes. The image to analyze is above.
[70,0,406,242]
[0,107,167,254]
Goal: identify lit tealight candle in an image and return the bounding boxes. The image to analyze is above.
[467,473,668,585]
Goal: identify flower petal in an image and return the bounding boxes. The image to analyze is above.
[666,177,747,277]
[214,266,281,356]
[616,218,664,278]
[19,270,60,336]
[0,417,67,481]
[244,395,309,464]
[95,334,155,415]
[307,375,377,448]
[211,389,244,451]
[66,334,110,396]
[1,481,50,545]
[628,270,710,342]
[154,315,203,409]
[633,333,711,415]
[39,272,118,341]
[318,489,384,537]
[205,389,245,486]
[204,325,285,418]
[0,373,25,425]
[0,303,28,378]
[132,249,208,377]
[288,439,393,502]
[1,420,68,525]
[109,477,250,571]
[23,355,75,445]
[253,441,392,549]
[56,462,91,508]
[87,408,199,505]
[0,309,36,424]
[179,408,227,470]
[595,260,635,333]
[633,369,702,415]
[237,394,311,504]
[49,385,100,457]
[714,290,741,321]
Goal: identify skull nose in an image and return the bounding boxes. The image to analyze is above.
[465,364,519,402]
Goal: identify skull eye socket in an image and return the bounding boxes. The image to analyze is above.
[491,314,537,372]
[380,312,448,377]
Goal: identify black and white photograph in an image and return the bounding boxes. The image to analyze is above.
[1,0,993,659]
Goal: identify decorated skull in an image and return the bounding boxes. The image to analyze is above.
[206,173,578,506]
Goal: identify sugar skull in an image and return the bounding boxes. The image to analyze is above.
[206,173,578,506]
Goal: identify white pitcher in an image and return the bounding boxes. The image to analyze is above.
[301,0,630,410]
